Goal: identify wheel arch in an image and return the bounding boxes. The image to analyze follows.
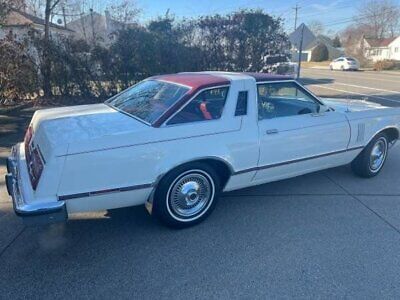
[367,126,399,145]
[154,156,234,193]
[381,127,399,143]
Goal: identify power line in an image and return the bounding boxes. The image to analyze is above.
[321,7,395,27]
[278,0,315,19]
[286,4,355,21]
[285,4,397,33]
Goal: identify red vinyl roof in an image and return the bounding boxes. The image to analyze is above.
[244,73,293,82]
[150,73,230,90]
[151,72,293,90]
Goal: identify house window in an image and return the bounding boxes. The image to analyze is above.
[395,47,399,53]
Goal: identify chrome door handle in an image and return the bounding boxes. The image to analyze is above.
[266,129,279,135]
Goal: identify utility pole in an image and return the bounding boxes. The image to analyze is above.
[293,3,300,31]
[297,24,305,79]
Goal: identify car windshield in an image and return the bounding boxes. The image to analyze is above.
[106,80,190,124]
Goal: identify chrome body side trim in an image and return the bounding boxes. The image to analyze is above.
[58,183,154,201]
[233,146,364,175]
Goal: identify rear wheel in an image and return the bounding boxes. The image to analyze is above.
[351,132,389,178]
[153,162,220,228]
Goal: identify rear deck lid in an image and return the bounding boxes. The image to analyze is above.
[30,104,148,158]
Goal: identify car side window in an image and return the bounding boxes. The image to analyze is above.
[235,91,248,116]
[167,87,229,125]
[257,82,320,120]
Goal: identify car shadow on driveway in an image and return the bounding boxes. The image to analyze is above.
[3,187,400,298]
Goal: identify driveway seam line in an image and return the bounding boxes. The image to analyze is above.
[0,226,25,258]
[323,172,400,235]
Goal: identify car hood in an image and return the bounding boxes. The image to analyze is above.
[31,104,149,158]
[321,98,386,112]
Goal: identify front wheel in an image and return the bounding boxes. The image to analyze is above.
[153,163,220,228]
[351,132,389,178]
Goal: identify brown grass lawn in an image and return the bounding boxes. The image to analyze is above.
[301,61,331,68]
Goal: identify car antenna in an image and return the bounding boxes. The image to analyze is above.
[345,95,351,113]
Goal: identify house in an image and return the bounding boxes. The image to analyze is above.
[361,36,400,62]
[0,9,73,41]
[289,23,344,62]
[66,10,126,45]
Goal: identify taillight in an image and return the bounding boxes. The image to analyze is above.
[29,147,44,190]
[24,126,33,162]
[24,126,44,190]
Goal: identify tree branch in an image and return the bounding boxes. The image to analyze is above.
[50,0,61,12]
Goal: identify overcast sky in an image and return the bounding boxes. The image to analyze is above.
[93,0,400,34]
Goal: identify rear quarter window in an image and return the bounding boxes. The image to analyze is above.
[235,91,248,116]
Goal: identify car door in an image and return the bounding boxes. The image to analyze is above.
[332,59,338,69]
[253,81,351,183]
[337,58,345,70]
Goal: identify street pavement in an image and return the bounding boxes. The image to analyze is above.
[1,70,400,298]
[300,68,400,107]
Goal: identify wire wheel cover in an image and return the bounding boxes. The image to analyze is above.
[369,137,387,172]
[168,171,213,218]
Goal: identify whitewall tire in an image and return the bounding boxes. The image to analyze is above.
[153,162,220,228]
[351,132,389,178]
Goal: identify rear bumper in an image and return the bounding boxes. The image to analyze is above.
[5,143,67,225]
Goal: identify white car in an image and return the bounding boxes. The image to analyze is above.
[5,72,400,227]
[330,57,360,71]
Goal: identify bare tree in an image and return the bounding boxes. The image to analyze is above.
[357,0,400,38]
[42,0,62,96]
[108,0,140,26]
[340,23,371,66]
[307,20,324,36]
[26,0,44,16]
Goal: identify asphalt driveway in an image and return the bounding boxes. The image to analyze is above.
[2,153,400,298]
[2,70,400,298]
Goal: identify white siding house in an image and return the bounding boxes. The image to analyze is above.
[0,9,74,41]
[66,10,130,46]
[363,36,400,62]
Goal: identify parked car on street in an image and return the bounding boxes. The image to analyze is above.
[5,72,400,227]
[330,57,360,71]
